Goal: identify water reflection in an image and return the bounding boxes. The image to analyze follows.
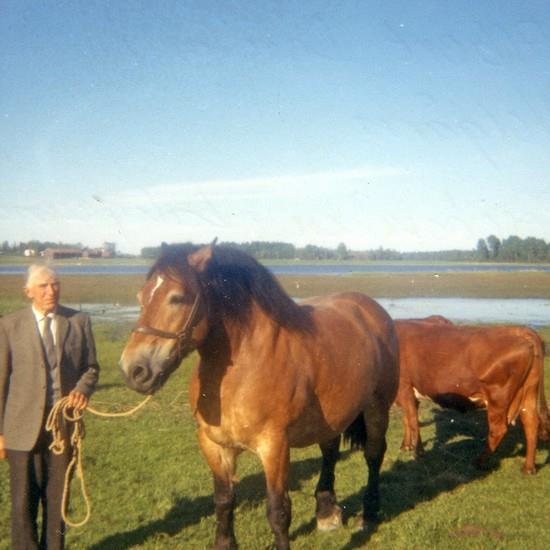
[69,297,550,326]
[377,297,550,326]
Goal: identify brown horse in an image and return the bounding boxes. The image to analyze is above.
[120,242,399,549]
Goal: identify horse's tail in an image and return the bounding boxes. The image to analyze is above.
[343,414,367,450]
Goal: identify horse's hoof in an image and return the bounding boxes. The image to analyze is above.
[522,465,536,475]
[349,515,377,533]
[316,506,343,531]
[474,455,492,471]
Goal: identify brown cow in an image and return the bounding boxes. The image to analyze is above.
[395,318,550,474]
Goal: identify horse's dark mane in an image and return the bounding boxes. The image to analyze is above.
[151,244,314,333]
[147,243,199,280]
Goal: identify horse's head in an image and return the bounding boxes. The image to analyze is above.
[120,243,213,394]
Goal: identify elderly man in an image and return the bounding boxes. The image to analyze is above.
[0,264,100,550]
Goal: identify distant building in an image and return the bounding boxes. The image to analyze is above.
[40,243,116,260]
[82,242,116,258]
[102,242,116,257]
[24,249,37,257]
[82,248,101,258]
[42,247,83,260]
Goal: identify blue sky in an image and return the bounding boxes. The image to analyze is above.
[1,1,549,254]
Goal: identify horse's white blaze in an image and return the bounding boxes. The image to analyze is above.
[149,275,164,304]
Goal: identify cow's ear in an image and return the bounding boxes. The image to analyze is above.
[188,239,216,272]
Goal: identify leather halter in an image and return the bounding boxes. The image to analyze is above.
[132,290,203,360]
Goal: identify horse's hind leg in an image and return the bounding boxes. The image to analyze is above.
[362,400,390,524]
[315,436,343,531]
[198,429,239,550]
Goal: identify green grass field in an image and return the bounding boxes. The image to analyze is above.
[1,273,549,549]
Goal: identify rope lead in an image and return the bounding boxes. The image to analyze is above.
[45,394,152,527]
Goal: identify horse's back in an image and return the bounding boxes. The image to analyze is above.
[303,291,392,328]
[303,291,397,355]
[303,291,399,399]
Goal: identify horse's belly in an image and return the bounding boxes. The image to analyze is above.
[286,402,361,448]
[287,422,342,448]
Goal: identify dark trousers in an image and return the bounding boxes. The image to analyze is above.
[7,431,70,550]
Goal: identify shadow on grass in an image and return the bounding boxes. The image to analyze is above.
[334,405,547,549]
[89,406,547,549]
[89,495,213,549]
[89,453,327,549]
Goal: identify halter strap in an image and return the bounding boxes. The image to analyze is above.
[132,290,203,359]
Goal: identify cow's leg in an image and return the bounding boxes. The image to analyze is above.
[258,433,291,550]
[398,387,423,457]
[476,406,508,469]
[519,388,540,475]
[400,409,412,451]
[315,436,343,531]
[198,429,239,550]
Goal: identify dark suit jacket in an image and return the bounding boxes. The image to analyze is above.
[0,305,100,451]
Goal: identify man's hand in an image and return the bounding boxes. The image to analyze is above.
[67,390,89,411]
[0,435,6,460]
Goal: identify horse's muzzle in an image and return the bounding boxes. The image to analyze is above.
[121,360,157,394]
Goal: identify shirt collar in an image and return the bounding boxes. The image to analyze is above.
[31,306,57,323]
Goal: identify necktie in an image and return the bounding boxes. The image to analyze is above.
[43,316,57,368]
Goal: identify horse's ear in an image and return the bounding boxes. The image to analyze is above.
[189,242,215,272]
[161,242,168,251]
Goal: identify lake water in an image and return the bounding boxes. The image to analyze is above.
[2,263,550,276]
[376,297,550,326]
[5,262,549,325]
[69,297,550,327]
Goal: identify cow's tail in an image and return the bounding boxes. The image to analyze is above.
[530,331,550,441]
[536,341,550,441]
[343,414,367,450]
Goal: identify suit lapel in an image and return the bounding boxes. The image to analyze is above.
[24,307,46,366]
[55,309,70,365]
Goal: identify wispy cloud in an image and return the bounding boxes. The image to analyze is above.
[103,166,409,207]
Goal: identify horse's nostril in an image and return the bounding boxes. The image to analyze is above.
[131,364,151,384]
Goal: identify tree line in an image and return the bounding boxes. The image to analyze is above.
[141,241,352,260]
[142,235,550,263]
[351,235,550,262]
[475,235,550,262]
[3,235,550,263]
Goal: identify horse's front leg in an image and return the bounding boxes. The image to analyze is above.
[315,436,343,531]
[258,433,291,550]
[198,429,239,550]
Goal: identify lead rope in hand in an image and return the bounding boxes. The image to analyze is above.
[45,395,152,527]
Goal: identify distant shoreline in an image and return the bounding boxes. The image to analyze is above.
[2,271,550,313]
[1,254,550,269]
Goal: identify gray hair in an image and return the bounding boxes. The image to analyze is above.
[25,264,59,288]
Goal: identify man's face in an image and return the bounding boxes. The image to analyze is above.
[25,272,61,315]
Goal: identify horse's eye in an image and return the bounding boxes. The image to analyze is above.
[169,294,186,305]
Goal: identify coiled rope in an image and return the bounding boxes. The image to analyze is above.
[45,395,152,527]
